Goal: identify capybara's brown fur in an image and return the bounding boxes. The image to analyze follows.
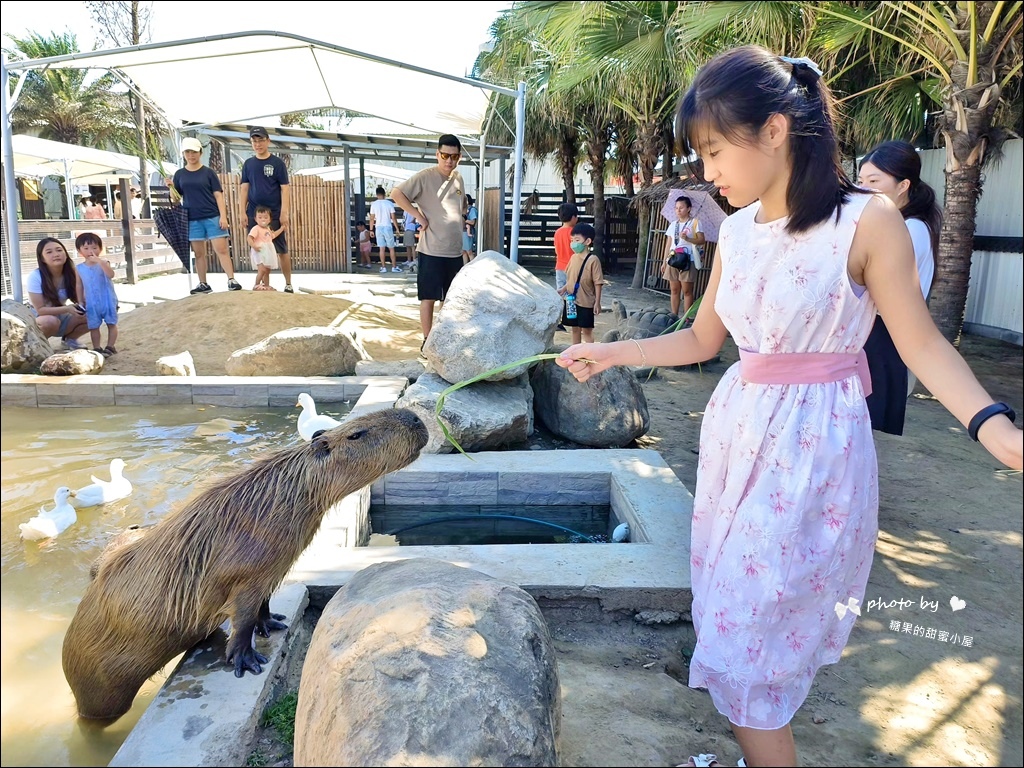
[62,408,428,722]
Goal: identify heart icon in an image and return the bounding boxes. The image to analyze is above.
[950,596,966,612]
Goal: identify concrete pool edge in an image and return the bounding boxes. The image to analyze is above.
[0,373,408,410]
[110,449,694,767]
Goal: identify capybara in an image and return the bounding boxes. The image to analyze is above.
[62,407,428,722]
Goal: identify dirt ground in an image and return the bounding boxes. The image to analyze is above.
[106,270,1022,767]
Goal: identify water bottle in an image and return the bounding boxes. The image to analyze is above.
[565,293,578,320]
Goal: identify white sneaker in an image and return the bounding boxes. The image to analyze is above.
[391,267,402,273]
[379,267,387,273]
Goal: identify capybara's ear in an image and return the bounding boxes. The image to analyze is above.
[312,434,331,460]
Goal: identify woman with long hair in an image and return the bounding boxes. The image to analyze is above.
[858,140,944,434]
[26,237,90,348]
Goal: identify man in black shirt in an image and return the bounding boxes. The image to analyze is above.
[239,127,293,292]
[168,136,241,294]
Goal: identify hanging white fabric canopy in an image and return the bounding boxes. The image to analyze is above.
[11,135,164,180]
[20,31,497,137]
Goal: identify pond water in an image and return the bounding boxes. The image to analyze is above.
[0,403,348,767]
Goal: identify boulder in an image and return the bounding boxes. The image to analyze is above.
[224,326,370,376]
[155,350,196,376]
[1,299,53,373]
[39,348,105,375]
[294,558,561,767]
[531,348,649,448]
[355,358,429,382]
[397,371,533,454]
[425,251,562,383]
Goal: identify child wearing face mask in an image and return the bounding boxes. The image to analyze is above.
[557,222,605,344]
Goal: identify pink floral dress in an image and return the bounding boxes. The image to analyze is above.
[689,193,879,729]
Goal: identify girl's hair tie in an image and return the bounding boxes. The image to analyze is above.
[780,55,822,79]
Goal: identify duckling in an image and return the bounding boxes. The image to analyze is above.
[20,487,78,541]
[70,458,133,508]
[296,392,342,442]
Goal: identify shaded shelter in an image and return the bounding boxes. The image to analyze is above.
[2,30,528,302]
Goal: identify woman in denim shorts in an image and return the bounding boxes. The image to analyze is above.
[168,137,242,294]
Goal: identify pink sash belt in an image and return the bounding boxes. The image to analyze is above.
[738,349,872,397]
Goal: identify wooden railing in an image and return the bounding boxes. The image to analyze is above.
[13,218,183,289]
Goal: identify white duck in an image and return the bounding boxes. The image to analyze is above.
[70,458,133,508]
[296,392,342,442]
[20,487,78,541]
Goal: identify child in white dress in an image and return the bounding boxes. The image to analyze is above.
[248,206,283,291]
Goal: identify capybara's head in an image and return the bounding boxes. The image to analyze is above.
[306,407,428,491]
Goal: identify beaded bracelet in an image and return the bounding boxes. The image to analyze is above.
[967,402,1016,441]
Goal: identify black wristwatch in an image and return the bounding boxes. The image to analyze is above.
[968,402,1016,441]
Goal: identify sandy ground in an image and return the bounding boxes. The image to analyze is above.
[102,269,1022,767]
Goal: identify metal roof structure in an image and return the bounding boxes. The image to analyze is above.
[1,30,527,300]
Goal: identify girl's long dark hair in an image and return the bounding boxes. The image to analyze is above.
[35,237,78,307]
[860,140,942,258]
[676,45,858,234]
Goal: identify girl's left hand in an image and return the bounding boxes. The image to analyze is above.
[980,420,1024,470]
[219,216,229,230]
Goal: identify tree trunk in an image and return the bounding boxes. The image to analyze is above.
[932,159,982,345]
[631,203,651,290]
[208,140,225,174]
[631,121,660,288]
[591,158,607,268]
[559,130,579,206]
[661,122,675,180]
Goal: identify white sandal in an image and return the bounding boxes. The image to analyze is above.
[676,755,746,768]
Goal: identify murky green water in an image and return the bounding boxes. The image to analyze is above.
[0,403,349,767]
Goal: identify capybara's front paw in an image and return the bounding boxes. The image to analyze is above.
[226,640,268,677]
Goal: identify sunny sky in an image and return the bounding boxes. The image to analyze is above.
[0,1,512,77]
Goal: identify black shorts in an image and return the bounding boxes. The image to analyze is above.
[247,215,288,254]
[417,253,463,301]
[562,304,595,329]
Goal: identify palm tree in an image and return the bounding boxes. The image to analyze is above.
[812,1,1023,343]
[4,31,132,148]
[527,1,693,288]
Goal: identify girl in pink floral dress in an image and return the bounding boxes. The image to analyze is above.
[557,45,1022,767]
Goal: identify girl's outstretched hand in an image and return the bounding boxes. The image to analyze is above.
[556,343,616,383]
[980,419,1024,471]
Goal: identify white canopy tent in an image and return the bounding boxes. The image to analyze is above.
[11,134,173,217]
[2,30,527,301]
[293,163,415,184]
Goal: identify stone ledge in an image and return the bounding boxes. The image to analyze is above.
[0,374,408,408]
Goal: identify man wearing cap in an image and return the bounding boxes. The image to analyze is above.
[239,127,293,292]
[167,137,241,294]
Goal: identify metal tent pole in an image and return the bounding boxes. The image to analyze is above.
[343,145,352,274]
[2,55,25,301]
[509,81,526,264]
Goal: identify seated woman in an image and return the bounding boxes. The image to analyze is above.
[27,237,90,349]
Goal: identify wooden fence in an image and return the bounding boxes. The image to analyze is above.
[489,190,639,275]
[10,218,183,296]
[203,174,349,274]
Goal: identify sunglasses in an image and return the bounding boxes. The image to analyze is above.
[438,151,461,161]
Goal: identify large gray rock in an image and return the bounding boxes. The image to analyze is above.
[1,299,53,373]
[531,349,649,448]
[425,250,562,383]
[224,326,369,376]
[397,371,534,454]
[155,350,196,376]
[355,357,429,382]
[294,558,561,767]
[39,348,105,375]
